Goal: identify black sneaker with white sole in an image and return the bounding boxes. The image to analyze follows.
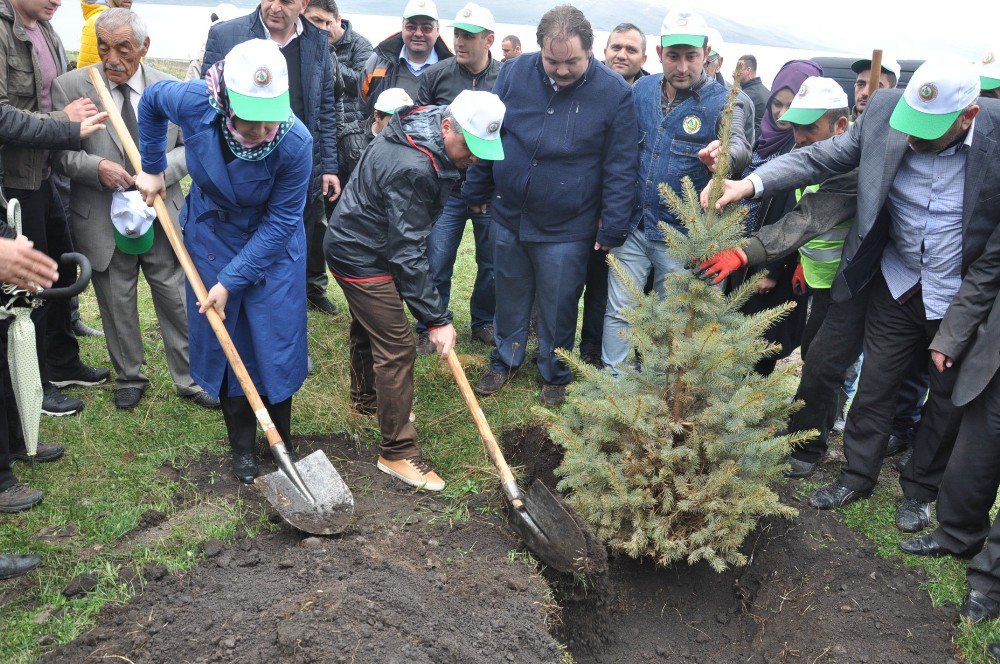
[41,383,84,417]
[48,363,110,388]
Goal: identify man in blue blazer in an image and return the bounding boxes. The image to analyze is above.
[463,4,638,407]
[202,0,342,315]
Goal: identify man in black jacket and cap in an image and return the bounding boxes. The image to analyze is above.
[325,90,505,493]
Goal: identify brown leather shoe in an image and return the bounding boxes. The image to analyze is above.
[474,368,514,397]
[0,483,44,513]
[12,442,65,463]
[377,456,445,491]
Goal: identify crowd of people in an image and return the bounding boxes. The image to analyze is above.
[2,0,1000,641]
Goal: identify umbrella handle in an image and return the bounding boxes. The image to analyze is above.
[86,68,285,451]
[445,350,524,506]
[35,253,92,299]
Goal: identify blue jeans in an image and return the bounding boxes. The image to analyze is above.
[602,228,685,374]
[490,224,590,385]
[416,194,494,333]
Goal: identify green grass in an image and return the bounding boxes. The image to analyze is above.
[814,449,1000,663]
[0,224,544,662]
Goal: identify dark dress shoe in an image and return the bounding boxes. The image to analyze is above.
[114,387,145,410]
[539,383,567,406]
[232,454,259,483]
[784,455,822,479]
[962,590,1000,623]
[987,642,1000,661]
[12,442,65,463]
[0,553,42,580]
[307,295,339,315]
[809,482,873,509]
[899,534,963,558]
[184,391,221,409]
[72,318,104,338]
[471,326,496,347]
[474,368,514,397]
[0,483,44,513]
[896,498,932,532]
[893,447,913,474]
[885,432,913,457]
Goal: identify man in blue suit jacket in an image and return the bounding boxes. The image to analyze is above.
[202,0,342,315]
[463,4,638,407]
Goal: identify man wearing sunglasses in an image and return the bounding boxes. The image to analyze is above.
[361,0,452,117]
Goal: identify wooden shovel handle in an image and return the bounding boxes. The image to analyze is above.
[867,49,883,100]
[87,68,283,447]
[446,350,518,489]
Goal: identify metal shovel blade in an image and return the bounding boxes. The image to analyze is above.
[255,450,355,535]
[506,479,606,576]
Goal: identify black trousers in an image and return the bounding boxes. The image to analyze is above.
[6,181,81,383]
[838,275,961,499]
[218,375,292,457]
[790,283,929,463]
[931,371,1000,597]
[579,246,608,356]
[0,320,27,492]
[304,195,329,301]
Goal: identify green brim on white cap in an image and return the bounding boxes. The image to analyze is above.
[889,96,960,140]
[452,22,488,33]
[779,107,827,125]
[228,89,291,122]
[462,128,504,160]
[982,75,1000,91]
[660,33,706,48]
[113,226,154,255]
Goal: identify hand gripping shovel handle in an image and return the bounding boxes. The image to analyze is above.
[87,69,314,502]
[445,350,524,508]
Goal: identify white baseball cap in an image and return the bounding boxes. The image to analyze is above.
[975,48,1000,91]
[402,0,438,20]
[223,39,290,122]
[111,191,156,255]
[374,87,414,114]
[851,54,901,82]
[451,2,495,34]
[659,7,709,49]
[705,27,723,58]
[889,57,980,140]
[449,90,505,160]
[780,77,849,125]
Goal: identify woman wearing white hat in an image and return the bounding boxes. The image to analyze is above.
[135,39,312,483]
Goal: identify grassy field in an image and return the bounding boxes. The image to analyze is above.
[0,225,545,663]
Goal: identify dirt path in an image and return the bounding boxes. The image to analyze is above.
[41,435,563,664]
[39,427,959,664]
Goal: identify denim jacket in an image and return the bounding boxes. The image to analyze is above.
[632,73,727,241]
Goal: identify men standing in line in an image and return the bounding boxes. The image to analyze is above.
[601,8,751,377]
[851,54,899,118]
[737,53,769,137]
[704,60,1000,529]
[202,0,342,317]
[361,0,452,116]
[467,4,638,406]
[51,9,218,411]
[500,34,520,62]
[1,0,112,417]
[326,90,506,491]
[413,2,501,353]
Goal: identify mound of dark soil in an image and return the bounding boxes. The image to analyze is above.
[502,425,958,664]
[41,435,563,664]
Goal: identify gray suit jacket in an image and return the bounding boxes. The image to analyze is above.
[51,63,186,272]
[752,90,1000,303]
[930,220,1000,406]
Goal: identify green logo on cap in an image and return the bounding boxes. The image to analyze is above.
[253,67,272,87]
[918,83,937,103]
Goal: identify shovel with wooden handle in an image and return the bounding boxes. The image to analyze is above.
[445,350,605,575]
[87,68,354,535]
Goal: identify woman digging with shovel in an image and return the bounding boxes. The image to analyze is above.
[134,39,312,484]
